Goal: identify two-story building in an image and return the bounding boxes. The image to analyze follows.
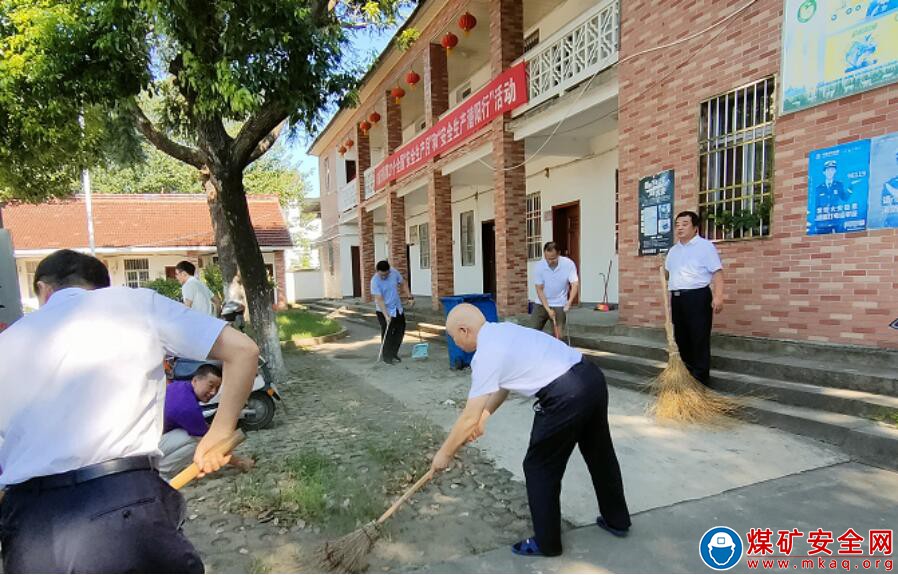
[310,0,621,316]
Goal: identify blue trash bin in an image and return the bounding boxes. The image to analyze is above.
[440,293,499,370]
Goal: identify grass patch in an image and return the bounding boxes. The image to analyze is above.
[230,448,383,532]
[872,409,898,427]
[276,310,342,341]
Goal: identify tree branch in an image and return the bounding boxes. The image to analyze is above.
[132,105,206,168]
[246,121,287,166]
[232,102,289,168]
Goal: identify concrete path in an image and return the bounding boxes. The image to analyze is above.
[315,323,852,530]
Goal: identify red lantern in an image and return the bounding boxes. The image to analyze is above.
[391,86,406,104]
[369,111,381,124]
[344,138,354,149]
[441,32,458,54]
[405,70,421,89]
[338,145,347,156]
[458,12,477,36]
[359,120,371,135]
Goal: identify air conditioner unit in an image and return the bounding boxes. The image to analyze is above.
[408,225,419,245]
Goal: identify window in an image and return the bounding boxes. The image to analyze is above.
[124,258,150,288]
[24,261,38,298]
[345,160,357,183]
[699,77,775,241]
[460,211,475,266]
[327,241,335,276]
[455,82,472,105]
[165,266,177,279]
[324,157,331,192]
[526,192,542,260]
[418,222,430,269]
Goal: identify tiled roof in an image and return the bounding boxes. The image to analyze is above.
[2,194,292,250]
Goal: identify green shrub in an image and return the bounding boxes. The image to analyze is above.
[146,278,182,301]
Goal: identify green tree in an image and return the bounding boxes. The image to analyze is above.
[0,0,407,382]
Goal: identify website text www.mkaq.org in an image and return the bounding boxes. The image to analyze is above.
[746,557,894,572]
[743,528,893,572]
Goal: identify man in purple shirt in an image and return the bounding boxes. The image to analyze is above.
[160,364,253,479]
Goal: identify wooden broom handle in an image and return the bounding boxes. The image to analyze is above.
[659,264,677,351]
[376,470,434,524]
[169,429,246,490]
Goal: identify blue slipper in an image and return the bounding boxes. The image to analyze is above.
[596,516,629,538]
[511,537,545,556]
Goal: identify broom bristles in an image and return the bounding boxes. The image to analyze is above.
[648,350,738,424]
[313,521,382,573]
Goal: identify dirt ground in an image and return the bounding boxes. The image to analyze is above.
[182,346,535,574]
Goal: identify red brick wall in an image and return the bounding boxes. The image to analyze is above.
[618,0,898,349]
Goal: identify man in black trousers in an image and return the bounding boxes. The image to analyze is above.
[370,260,413,364]
[664,211,725,385]
[431,303,631,557]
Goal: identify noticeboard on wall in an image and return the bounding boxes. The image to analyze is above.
[638,170,675,256]
[781,0,898,114]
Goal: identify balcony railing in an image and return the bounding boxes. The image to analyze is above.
[518,0,619,112]
[363,167,375,200]
[338,179,358,213]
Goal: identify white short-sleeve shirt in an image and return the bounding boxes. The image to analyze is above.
[182,275,215,316]
[468,322,583,399]
[664,235,723,291]
[0,287,226,486]
[534,256,579,307]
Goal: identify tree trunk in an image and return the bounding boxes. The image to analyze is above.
[202,170,239,294]
[209,168,287,384]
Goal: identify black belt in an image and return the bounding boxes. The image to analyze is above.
[533,359,588,411]
[671,286,711,296]
[8,456,157,493]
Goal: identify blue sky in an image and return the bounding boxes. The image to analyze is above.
[286,16,410,198]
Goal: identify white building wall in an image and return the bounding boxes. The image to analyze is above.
[404,191,432,297]
[291,270,324,300]
[451,187,494,295]
[338,231,357,298]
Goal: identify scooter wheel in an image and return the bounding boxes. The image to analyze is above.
[240,391,276,431]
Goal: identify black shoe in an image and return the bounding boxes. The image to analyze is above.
[382,357,396,365]
[392,355,402,363]
[596,516,629,538]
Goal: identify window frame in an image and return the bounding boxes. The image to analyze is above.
[698,76,776,242]
[460,210,475,266]
[526,192,542,260]
[418,222,431,269]
[124,258,150,288]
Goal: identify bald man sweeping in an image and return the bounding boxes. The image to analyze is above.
[431,304,631,557]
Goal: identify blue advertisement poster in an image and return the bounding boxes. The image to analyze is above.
[807,140,870,234]
[868,132,898,229]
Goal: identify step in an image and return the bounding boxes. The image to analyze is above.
[306,302,446,345]
[571,332,898,397]
[598,367,898,471]
[582,349,898,420]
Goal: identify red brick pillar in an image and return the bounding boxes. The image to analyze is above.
[384,96,408,281]
[490,0,527,316]
[353,128,375,302]
[425,42,453,309]
[274,250,288,309]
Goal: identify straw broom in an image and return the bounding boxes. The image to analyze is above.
[648,265,736,423]
[315,470,434,573]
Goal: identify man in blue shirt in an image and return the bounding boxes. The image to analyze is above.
[370,260,413,364]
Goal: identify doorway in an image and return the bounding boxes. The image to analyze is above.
[350,246,361,298]
[481,220,496,297]
[552,201,581,303]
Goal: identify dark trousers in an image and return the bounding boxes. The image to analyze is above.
[524,360,631,555]
[670,286,713,385]
[376,311,406,361]
[1,469,203,573]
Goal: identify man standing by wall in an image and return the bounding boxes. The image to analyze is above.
[371,260,413,365]
[176,260,215,316]
[664,211,724,386]
[531,242,579,339]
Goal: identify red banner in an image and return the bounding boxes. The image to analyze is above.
[374,61,528,190]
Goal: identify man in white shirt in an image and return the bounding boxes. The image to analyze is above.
[176,260,216,316]
[531,242,579,338]
[664,211,725,386]
[0,250,259,573]
[430,304,630,557]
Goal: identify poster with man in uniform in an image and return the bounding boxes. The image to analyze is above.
[807,141,870,235]
[868,132,898,229]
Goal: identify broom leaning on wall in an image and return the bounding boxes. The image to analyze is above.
[648,265,737,423]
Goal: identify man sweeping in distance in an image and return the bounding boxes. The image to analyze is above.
[430,304,631,557]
